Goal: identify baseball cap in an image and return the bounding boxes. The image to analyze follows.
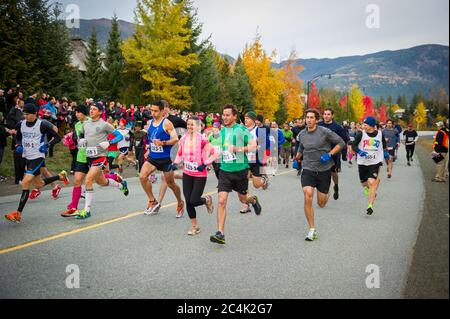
[23,103,38,114]
[363,116,376,127]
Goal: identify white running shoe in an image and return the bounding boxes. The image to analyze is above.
[305,229,318,242]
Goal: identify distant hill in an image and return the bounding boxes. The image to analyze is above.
[272,44,449,100]
[72,19,448,100]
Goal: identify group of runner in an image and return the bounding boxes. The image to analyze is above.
[3,101,417,244]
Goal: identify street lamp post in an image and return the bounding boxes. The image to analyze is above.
[306,73,332,109]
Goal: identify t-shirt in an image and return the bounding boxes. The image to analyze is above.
[281,129,293,148]
[382,128,400,149]
[75,120,87,163]
[81,119,116,158]
[219,124,251,172]
[403,130,418,146]
[297,126,345,172]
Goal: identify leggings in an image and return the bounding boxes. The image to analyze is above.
[182,174,207,219]
[406,145,415,161]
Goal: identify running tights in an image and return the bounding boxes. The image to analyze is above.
[182,174,207,219]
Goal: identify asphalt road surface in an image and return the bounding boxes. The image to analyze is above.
[0,145,445,299]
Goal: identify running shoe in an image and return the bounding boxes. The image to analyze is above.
[188,227,201,236]
[52,185,62,200]
[144,200,160,215]
[149,174,158,184]
[60,208,79,218]
[261,175,269,190]
[29,189,41,200]
[387,174,392,179]
[305,229,318,242]
[76,209,91,220]
[120,181,129,196]
[333,185,339,200]
[251,195,262,216]
[59,170,70,185]
[205,195,214,214]
[176,202,185,218]
[407,161,411,166]
[5,211,21,223]
[367,205,374,215]
[210,231,226,244]
[240,204,251,214]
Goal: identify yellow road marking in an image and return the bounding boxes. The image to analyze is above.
[0,170,295,255]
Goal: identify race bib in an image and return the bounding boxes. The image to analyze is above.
[184,161,198,172]
[86,147,98,157]
[350,136,355,142]
[135,140,141,147]
[407,137,414,142]
[151,143,163,153]
[24,141,36,149]
[364,152,378,161]
[222,150,237,162]
[247,152,257,162]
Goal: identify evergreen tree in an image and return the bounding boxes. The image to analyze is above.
[103,14,124,101]
[229,56,254,112]
[83,26,104,99]
[274,95,288,124]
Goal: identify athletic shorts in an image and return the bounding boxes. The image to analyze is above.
[119,147,129,156]
[249,163,262,177]
[108,151,118,159]
[218,169,249,195]
[358,163,382,183]
[25,158,46,176]
[330,154,341,173]
[74,161,89,174]
[147,157,173,172]
[280,146,291,158]
[388,149,396,157]
[301,169,332,194]
[88,157,108,169]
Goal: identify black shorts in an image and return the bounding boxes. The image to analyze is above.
[88,157,108,169]
[218,169,249,195]
[249,163,262,177]
[25,158,46,176]
[147,157,173,172]
[74,161,89,174]
[358,163,382,183]
[301,169,332,194]
[330,154,341,173]
[388,149,396,157]
[119,147,129,156]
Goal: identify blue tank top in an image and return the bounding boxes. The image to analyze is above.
[148,118,172,159]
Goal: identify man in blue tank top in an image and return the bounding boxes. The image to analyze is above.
[141,101,184,216]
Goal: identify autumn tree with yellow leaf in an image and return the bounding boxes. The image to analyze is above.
[242,33,284,120]
[122,0,198,108]
[279,49,304,121]
[348,84,364,122]
[414,101,427,129]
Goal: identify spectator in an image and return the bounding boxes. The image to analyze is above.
[432,121,449,182]
[0,89,6,121]
[0,111,16,182]
[6,99,25,184]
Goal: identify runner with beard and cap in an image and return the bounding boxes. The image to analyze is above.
[75,102,130,220]
[382,119,400,179]
[4,104,69,223]
[351,116,390,215]
[402,124,418,166]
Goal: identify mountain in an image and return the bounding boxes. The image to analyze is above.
[272,44,449,100]
[72,19,448,100]
[69,18,135,48]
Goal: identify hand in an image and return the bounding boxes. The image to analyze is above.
[39,144,49,153]
[358,150,368,157]
[384,150,391,160]
[197,164,207,172]
[320,153,332,164]
[15,145,24,154]
[153,139,163,147]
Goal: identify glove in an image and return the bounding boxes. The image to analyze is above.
[197,164,207,172]
[15,145,24,154]
[358,150,368,157]
[293,160,299,170]
[384,150,390,160]
[99,141,110,149]
[320,153,331,164]
[39,144,49,153]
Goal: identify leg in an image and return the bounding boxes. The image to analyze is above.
[139,161,156,201]
[367,177,380,206]
[67,172,86,210]
[217,191,229,234]
[158,173,168,204]
[303,187,315,229]
[182,174,197,226]
[163,170,183,204]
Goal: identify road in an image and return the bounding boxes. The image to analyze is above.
[0,146,440,298]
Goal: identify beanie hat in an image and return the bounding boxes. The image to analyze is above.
[245,111,257,120]
[256,115,264,123]
[23,103,38,114]
[75,105,88,116]
[93,102,104,112]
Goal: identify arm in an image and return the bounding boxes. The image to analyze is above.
[351,131,364,154]
[173,138,184,165]
[327,130,345,156]
[41,120,61,146]
[157,120,179,146]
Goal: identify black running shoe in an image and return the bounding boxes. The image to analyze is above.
[210,231,226,244]
[252,196,262,216]
[333,185,339,200]
[367,207,374,215]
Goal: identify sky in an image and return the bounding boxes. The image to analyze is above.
[54,0,449,61]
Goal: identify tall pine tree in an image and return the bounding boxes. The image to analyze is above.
[103,14,124,101]
[83,26,104,99]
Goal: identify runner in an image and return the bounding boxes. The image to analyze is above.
[351,116,390,215]
[208,121,222,184]
[117,118,137,171]
[347,122,359,166]
[4,103,69,223]
[140,101,184,217]
[318,108,348,200]
[402,124,418,166]
[173,116,215,235]
[210,104,261,245]
[281,123,293,169]
[239,111,270,214]
[28,167,63,200]
[382,119,400,178]
[76,103,130,220]
[295,109,345,241]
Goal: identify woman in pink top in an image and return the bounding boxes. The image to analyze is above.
[174,116,216,236]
